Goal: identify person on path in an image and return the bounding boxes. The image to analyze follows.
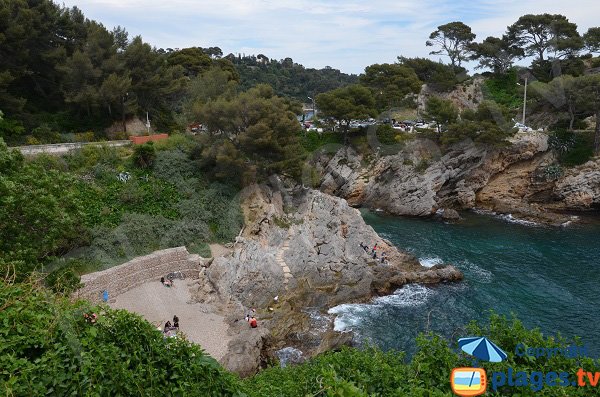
[173,315,179,328]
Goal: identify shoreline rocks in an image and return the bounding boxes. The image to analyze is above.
[316,133,599,226]
[195,184,463,376]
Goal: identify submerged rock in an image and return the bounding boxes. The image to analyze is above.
[440,208,461,221]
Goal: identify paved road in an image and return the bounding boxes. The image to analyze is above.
[13,140,131,156]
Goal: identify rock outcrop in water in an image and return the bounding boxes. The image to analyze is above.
[194,183,462,376]
[317,132,599,225]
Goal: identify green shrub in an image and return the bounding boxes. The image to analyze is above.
[152,133,196,151]
[0,117,26,144]
[65,144,126,171]
[153,148,197,185]
[131,142,156,169]
[483,69,522,109]
[549,130,594,167]
[45,264,82,294]
[300,131,343,152]
[376,124,397,145]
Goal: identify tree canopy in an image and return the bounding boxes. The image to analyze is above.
[316,85,377,141]
[426,22,476,68]
[469,36,524,74]
[359,63,422,111]
[506,14,583,61]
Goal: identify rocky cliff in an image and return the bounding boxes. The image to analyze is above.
[317,132,599,225]
[193,183,462,375]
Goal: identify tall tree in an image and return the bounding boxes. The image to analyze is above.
[168,47,212,77]
[506,14,583,61]
[316,84,377,143]
[426,22,475,68]
[359,64,421,111]
[198,84,305,183]
[469,36,524,74]
[583,27,600,54]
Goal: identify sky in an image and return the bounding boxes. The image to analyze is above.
[58,0,599,74]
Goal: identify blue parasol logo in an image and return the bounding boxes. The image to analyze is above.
[458,336,508,362]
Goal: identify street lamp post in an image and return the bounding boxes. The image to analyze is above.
[307,96,316,119]
[522,76,528,126]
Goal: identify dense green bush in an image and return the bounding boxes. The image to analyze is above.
[549,130,594,167]
[483,69,522,109]
[153,148,198,185]
[132,142,157,169]
[300,131,343,152]
[0,140,87,278]
[0,281,244,396]
[76,174,181,228]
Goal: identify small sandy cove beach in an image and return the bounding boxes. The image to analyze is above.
[111,280,231,361]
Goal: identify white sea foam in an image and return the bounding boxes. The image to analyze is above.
[328,284,434,332]
[419,256,443,268]
[458,260,493,283]
[374,284,434,306]
[498,213,539,227]
[472,208,539,227]
[276,347,304,368]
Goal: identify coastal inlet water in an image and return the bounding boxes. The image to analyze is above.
[329,210,600,357]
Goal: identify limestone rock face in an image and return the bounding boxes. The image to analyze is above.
[205,186,461,310]
[317,133,549,218]
[221,323,270,378]
[200,185,462,376]
[554,159,600,208]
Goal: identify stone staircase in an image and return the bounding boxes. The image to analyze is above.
[275,234,293,288]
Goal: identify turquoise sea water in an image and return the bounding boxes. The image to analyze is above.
[329,211,600,357]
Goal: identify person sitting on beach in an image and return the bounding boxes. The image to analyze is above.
[249,316,258,328]
[380,252,387,264]
[163,279,172,287]
[164,321,172,332]
[160,277,165,284]
[173,315,179,328]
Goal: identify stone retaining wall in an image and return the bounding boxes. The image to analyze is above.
[74,247,202,303]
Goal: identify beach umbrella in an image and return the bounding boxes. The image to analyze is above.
[458,336,507,362]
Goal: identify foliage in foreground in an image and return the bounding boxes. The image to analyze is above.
[3,279,600,397]
[243,314,600,396]
[0,281,244,396]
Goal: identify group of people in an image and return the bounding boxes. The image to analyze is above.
[359,242,388,264]
[164,315,179,333]
[160,277,173,287]
[83,312,98,324]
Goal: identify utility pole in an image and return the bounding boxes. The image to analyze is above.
[308,96,316,119]
[522,76,528,125]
